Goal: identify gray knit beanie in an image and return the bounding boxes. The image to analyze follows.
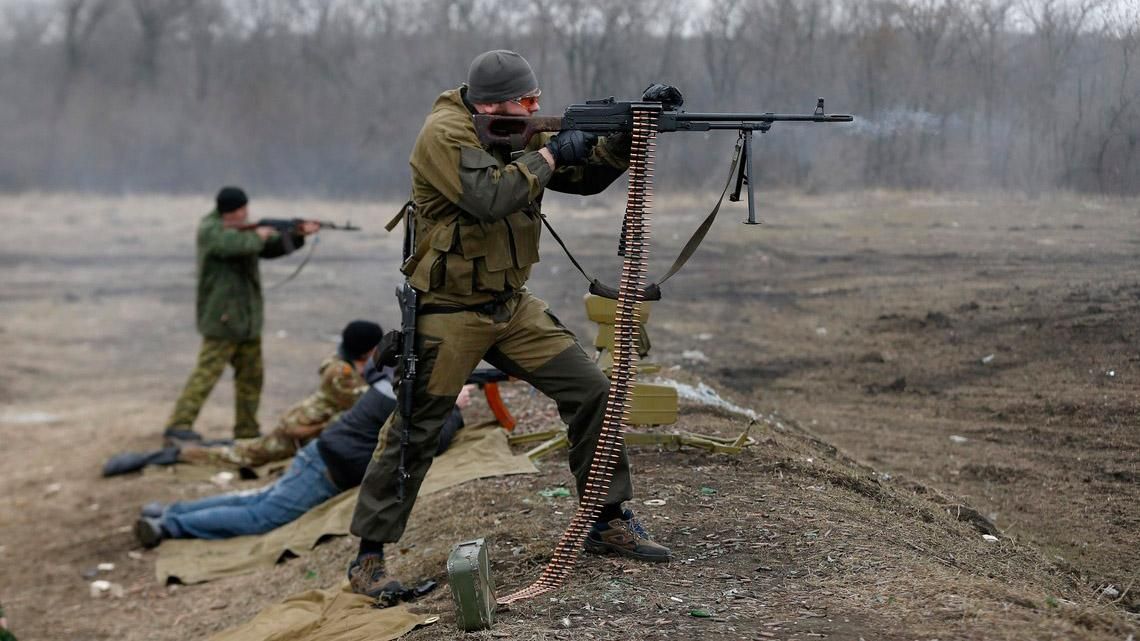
[466,50,538,103]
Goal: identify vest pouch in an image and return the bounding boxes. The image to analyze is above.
[474,220,514,272]
[409,249,447,292]
[505,210,541,268]
[474,259,507,291]
[444,252,474,295]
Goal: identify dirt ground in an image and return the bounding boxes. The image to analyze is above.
[0,190,1137,640]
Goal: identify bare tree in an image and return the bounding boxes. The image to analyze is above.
[55,0,111,110]
[129,0,195,88]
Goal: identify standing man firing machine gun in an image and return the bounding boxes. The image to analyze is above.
[347,49,852,607]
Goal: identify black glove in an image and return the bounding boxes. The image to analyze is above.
[642,83,684,110]
[545,130,598,166]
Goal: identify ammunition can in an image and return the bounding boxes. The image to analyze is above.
[447,538,496,631]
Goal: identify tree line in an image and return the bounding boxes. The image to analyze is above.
[0,0,1137,198]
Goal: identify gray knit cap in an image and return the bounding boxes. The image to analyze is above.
[466,50,538,103]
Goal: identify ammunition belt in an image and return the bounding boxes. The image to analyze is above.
[498,105,661,605]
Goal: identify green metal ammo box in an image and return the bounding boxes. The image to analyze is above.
[447,538,496,631]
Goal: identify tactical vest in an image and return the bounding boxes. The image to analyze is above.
[402,89,543,300]
[402,205,540,297]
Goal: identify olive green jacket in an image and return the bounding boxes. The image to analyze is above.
[195,210,303,341]
[403,86,630,305]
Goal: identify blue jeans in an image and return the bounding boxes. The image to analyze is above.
[162,441,341,539]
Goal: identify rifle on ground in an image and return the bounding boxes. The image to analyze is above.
[229,218,361,233]
[467,368,516,431]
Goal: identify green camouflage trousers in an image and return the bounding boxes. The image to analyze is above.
[177,431,297,469]
[167,337,263,438]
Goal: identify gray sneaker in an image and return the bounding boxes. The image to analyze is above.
[585,509,672,562]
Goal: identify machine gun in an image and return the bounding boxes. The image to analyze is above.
[474,96,852,225]
[474,96,852,302]
[229,218,361,233]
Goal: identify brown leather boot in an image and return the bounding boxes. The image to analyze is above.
[585,509,672,562]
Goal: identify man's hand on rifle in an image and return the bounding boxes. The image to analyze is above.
[544,130,598,167]
[254,226,276,241]
[641,83,684,109]
[297,220,321,236]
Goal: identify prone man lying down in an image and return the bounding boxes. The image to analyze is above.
[134,367,471,547]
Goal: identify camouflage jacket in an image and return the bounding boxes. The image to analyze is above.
[275,355,368,440]
[403,86,630,306]
[195,210,304,341]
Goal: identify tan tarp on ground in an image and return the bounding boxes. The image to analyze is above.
[207,584,436,641]
[155,423,536,584]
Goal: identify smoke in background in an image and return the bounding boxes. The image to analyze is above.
[0,0,1137,198]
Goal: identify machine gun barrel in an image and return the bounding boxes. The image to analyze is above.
[675,112,853,122]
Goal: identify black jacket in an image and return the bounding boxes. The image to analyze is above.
[316,364,463,491]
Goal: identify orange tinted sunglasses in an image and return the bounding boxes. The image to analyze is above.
[510,91,541,109]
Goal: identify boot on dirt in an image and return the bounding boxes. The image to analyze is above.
[347,553,403,600]
[162,427,203,448]
[134,516,167,549]
[585,509,672,562]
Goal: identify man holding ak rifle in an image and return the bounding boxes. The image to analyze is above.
[347,50,678,598]
[162,186,320,444]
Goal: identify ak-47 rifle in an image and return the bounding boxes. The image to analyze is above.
[229,218,361,233]
[222,218,361,288]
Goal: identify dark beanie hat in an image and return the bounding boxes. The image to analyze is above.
[466,50,538,103]
[216,186,249,214]
[340,320,384,361]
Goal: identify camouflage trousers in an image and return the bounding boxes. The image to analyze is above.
[351,291,633,543]
[178,430,297,470]
[167,337,263,438]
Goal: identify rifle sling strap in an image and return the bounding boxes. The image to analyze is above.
[266,235,319,290]
[539,136,745,302]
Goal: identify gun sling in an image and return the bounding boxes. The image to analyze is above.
[540,135,745,302]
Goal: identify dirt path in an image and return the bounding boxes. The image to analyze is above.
[0,191,1136,640]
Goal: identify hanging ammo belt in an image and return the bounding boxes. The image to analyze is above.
[497,103,662,605]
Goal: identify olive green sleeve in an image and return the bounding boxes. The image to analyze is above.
[455,148,552,222]
[546,132,631,196]
[203,223,266,259]
[410,114,553,224]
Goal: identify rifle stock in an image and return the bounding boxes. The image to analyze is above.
[472,115,564,149]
